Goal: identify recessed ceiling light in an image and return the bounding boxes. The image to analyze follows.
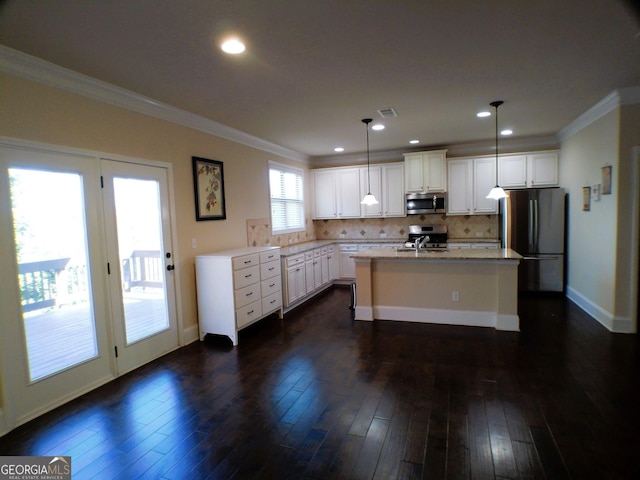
[221,38,246,54]
[477,111,491,118]
[334,147,344,152]
[501,129,513,136]
[371,124,385,131]
[409,139,420,144]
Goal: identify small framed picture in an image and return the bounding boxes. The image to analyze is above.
[582,186,591,211]
[192,156,226,221]
[601,165,612,195]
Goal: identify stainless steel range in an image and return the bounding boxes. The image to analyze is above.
[404,225,448,250]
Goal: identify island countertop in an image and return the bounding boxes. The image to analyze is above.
[351,247,522,261]
[353,247,521,331]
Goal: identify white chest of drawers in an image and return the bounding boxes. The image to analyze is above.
[195,246,282,345]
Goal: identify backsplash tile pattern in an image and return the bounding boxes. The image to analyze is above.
[313,215,499,241]
[248,215,499,246]
[246,216,317,247]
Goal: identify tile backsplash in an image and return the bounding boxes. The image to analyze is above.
[246,216,317,247]
[247,214,498,247]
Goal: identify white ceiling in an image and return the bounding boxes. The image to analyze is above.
[0,0,639,162]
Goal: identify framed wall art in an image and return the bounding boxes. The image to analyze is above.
[582,186,591,211]
[601,165,612,195]
[192,156,226,221]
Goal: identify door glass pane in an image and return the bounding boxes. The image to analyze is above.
[113,177,169,344]
[9,168,97,382]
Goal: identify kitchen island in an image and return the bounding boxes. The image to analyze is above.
[352,248,522,331]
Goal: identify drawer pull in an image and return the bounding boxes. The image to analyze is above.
[244,260,251,264]
[247,310,254,314]
[269,267,274,271]
[269,283,275,288]
[270,299,276,304]
[246,292,253,296]
[245,273,252,278]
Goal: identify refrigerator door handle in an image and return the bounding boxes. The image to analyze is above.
[534,199,539,252]
[528,199,534,249]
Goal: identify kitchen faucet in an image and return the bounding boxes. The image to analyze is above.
[415,235,430,253]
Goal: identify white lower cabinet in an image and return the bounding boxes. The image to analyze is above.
[283,245,334,310]
[196,247,282,346]
[339,244,358,279]
[285,253,306,305]
[327,245,339,281]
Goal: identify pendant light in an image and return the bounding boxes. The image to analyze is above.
[486,100,508,200]
[360,118,379,205]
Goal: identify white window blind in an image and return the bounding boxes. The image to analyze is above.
[269,162,304,234]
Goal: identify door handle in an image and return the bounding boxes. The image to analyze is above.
[166,264,175,271]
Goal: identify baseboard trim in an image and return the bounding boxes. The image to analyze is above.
[182,324,200,344]
[11,374,115,434]
[373,305,519,331]
[565,286,632,332]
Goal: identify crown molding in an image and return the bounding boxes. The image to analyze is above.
[0,45,309,164]
[558,87,640,141]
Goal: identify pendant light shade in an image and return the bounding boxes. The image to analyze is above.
[486,100,508,200]
[361,118,379,205]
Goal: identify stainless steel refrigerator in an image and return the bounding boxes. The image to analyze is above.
[501,188,566,292]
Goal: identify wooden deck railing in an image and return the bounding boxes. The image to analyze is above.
[121,250,163,291]
[18,250,163,312]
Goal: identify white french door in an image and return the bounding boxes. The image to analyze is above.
[100,160,178,374]
[0,143,179,432]
[0,145,113,427]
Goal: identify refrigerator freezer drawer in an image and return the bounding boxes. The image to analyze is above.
[519,254,564,292]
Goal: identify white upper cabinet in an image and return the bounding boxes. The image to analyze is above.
[447,157,498,215]
[359,165,382,217]
[312,169,338,218]
[498,155,527,188]
[403,150,447,193]
[381,163,406,216]
[336,168,361,218]
[447,159,473,215]
[312,163,405,219]
[473,157,498,214]
[499,151,558,188]
[312,168,361,219]
[528,152,559,187]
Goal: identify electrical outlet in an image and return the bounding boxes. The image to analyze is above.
[380,232,387,238]
[191,238,197,249]
[476,231,484,237]
[452,291,459,302]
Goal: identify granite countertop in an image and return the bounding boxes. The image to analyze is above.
[279,238,405,257]
[351,247,522,261]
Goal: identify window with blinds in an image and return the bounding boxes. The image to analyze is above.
[269,162,305,234]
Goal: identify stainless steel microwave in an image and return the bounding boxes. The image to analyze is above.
[406,192,447,214]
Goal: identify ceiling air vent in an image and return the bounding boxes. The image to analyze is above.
[377,107,398,118]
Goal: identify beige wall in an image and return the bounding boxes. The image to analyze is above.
[560,102,640,330]
[0,71,309,341]
[560,109,619,315]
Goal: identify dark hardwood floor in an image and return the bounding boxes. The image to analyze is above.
[1,286,639,479]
